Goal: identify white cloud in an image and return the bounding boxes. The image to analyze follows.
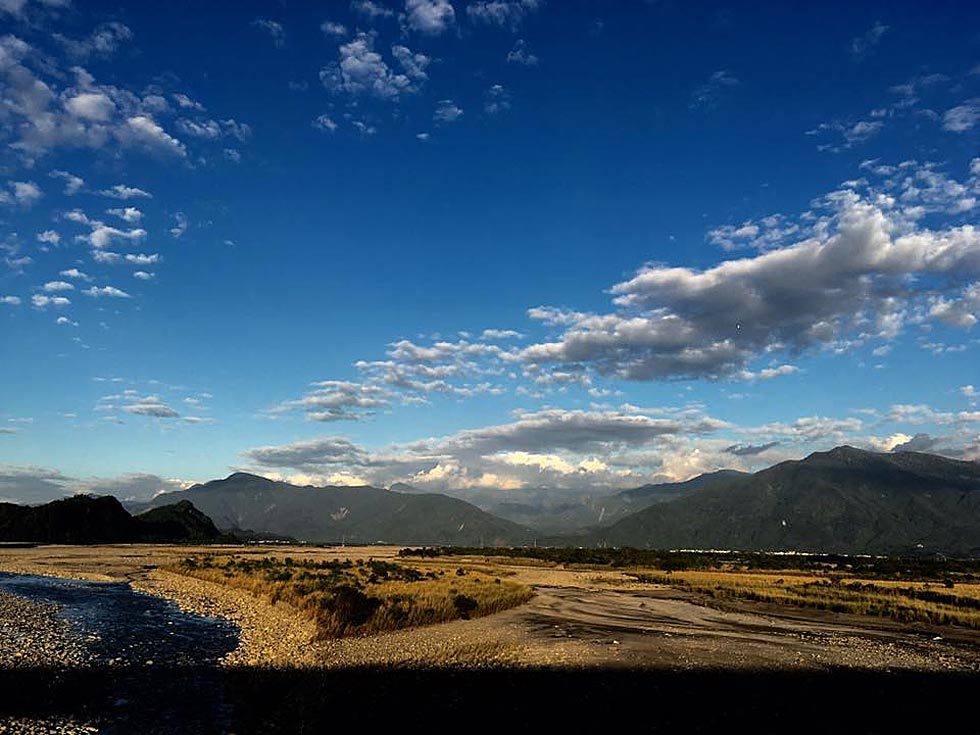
[172,93,204,111]
[962,385,978,398]
[42,280,73,292]
[251,19,285,47]
[9,180,42,205]
[402,0,455,35]
[31,294,70,308]
[268,380,392,422]
[65,91,116,121]
[944,100,980,132]
[313,115,338,133]
[124,253,160,265]
[506,38,538,66]
[434,99,463,123]
[321,21,348,36]
[49,170,84,195]
[83,285,130,298]
[391,45,430,81]
[100,184,152,199]
[170,212,188,238]
[352,1,395,20]
[484,84,511,114]
[59,268,90,281]
[520,172,980,381]
[467,0,540,29]
[133,270,154,280]
[481,328,522,340]
[0,296,21,305]
[36,229,60,244]
[106,206,142,223]
[55,22,133,59]
[320,33,426,100]
[118,115,186,156]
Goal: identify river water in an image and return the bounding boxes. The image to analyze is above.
[0,572,238,666]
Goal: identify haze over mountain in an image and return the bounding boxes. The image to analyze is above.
[148,473,531,546]
[392,470,749,534]
[593,447,980,555]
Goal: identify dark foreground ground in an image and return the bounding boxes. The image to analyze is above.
[1,665,977,734]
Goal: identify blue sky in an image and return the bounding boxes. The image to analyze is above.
[1,0,979,502]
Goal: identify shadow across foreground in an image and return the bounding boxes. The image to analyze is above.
[1,665,977,733]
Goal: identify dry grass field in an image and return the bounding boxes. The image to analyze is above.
[169,554,533,637]
[627,569,980,628]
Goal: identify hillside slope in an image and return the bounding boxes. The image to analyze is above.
[149,473,531,545]
[597,447,980,555]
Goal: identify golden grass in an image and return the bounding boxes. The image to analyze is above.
[169,555,533,638]
[629,569,980,628]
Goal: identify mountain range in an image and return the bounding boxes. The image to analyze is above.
[145,472,531,546]
[5,447,980,555]
[593,447,980,555]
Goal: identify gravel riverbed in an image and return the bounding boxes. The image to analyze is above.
[0,591,91,669]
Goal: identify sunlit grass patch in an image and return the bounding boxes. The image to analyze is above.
[170,555,533,638]
[628,569,980,628]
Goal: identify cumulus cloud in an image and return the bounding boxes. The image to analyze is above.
[72,473,194,502]
[402,0,455,35]
[125,253,159,265]
[49,169,84,195]
[807,119,883,152]
[66,209,147,249]
[433,99,463,123]
[0,35,191,159]
[106,206,142,223]
[118,115,186,156]
[268,380,392,422]
[320,33,427,100]
[36,229,60,244]
[245,436,368,470]
[243,404,733,489]
[520,168,980,382]
[31,293,70,308]
[313,115,338,133]
[125,399,178,417]
[484,84,511,114]
[83,285,130,298]
[506,39,538,66]
[59,268,90,280]
[42,280,73,292]
[944,100,980,133]
[100,184,152,199]
[467,0,540,30]
[321,21,348,37]
[6,180,42,205]
[352,1,395,20]
[55,22,134,59]
[0,465,71,504]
